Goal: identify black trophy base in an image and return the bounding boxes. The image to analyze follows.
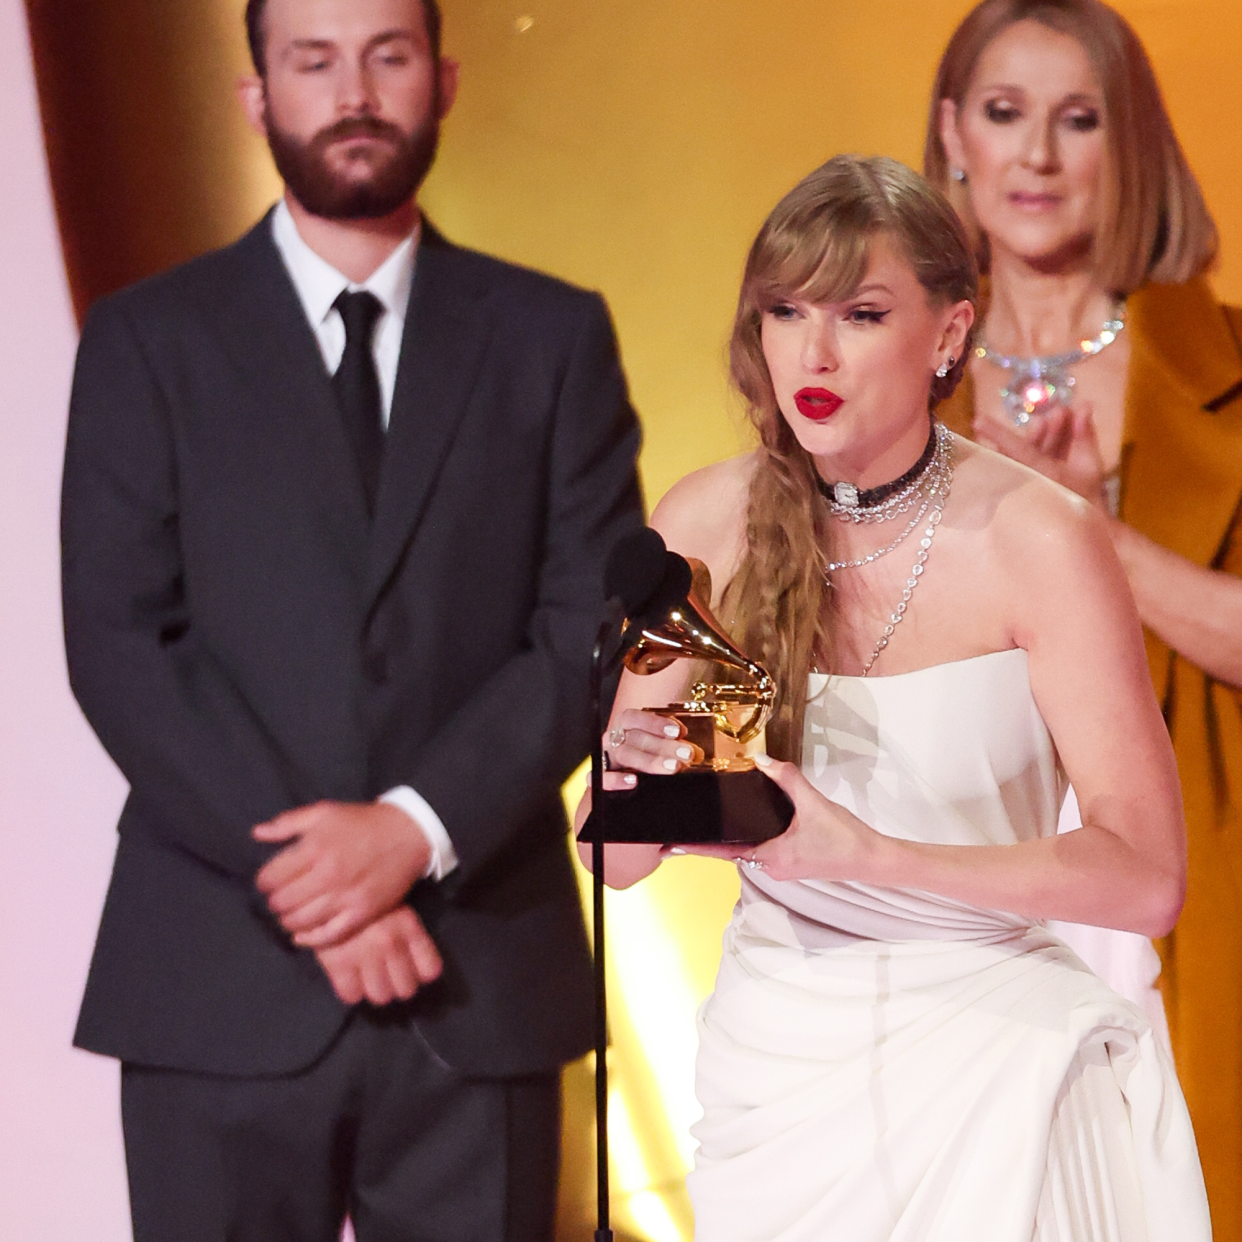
[579,767,794,845]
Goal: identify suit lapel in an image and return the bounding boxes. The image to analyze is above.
[366,237,496,605]
[1115,278,1242,707]
[212,219,371,553]
[1121,279,1242,570]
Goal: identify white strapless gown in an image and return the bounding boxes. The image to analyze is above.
[688,650,1209,1241]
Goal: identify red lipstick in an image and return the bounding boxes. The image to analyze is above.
[794,388,843,422]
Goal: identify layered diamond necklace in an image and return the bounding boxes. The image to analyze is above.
[816,420,956,676]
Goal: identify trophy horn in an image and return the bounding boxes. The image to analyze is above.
[622,558,775,746]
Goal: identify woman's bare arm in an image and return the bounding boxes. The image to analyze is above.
[1108,520,1242,688]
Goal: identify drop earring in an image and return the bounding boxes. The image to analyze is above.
[936,355,955,379]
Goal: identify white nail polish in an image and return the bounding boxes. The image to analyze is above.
[663,758,679,771]
[754,754,772,767]
[668,847,686,855]
[676,745,693,761]
[663,724,681,738]
[623,773,637,786]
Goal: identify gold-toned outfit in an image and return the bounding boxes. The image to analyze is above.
[938,276,1242,1241]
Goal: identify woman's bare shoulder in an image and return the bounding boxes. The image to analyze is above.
[952,439,1127,631]
[954,437,1100,544]
[650,452,757,567]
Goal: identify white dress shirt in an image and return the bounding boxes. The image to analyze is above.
[271,199,458,882]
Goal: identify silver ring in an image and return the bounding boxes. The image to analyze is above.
[608,726,627,749]
[743,852,766,872]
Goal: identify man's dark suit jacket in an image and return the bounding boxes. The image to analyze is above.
[62,215,643,1079]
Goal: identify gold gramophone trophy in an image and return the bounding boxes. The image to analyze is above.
[582,554,794,845]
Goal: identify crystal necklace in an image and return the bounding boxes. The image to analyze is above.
[824,493,933,573]
[817,419,937,514]
[823,427,955,676]
[816,420,945,526]
[820,422,953,571]
[974,299,1125,426]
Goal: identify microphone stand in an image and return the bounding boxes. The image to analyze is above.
[581,530,788,1241]
[589,618,614,1242]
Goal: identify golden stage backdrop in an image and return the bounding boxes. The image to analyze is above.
[26,2,1242,1239]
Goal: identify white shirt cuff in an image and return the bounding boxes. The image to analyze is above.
[379,786,459,882]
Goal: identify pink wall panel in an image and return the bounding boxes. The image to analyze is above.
[0,7,131,1239]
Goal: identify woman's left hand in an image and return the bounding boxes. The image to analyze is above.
[974,401,1108,507]
[673,756,884,882]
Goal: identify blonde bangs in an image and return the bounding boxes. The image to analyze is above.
[754,214,875,314]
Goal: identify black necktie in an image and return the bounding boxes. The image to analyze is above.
[332,289,385,515]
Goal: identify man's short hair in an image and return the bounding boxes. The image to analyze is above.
[245,0,443,78]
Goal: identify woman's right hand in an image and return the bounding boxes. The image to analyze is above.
[601,708,701,788]
[574,709,701,888]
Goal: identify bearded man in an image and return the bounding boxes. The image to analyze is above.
[61,1,642,1238]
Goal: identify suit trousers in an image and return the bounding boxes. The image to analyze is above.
[120,1006,561,1242]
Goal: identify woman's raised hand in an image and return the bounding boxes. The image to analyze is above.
[677,756,883,883]
[974,401,1108,506]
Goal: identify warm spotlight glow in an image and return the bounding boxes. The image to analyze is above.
[607,1086,652,1192]
[608,1090,690,1242]
[564,761,737,1241]
[627,1190,687,1242]
[605,881,703,1168]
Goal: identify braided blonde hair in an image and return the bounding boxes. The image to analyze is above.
[723,156,977,761]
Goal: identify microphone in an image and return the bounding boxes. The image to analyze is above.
[604,527,693,624]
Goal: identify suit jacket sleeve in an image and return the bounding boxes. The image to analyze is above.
[62,296,308,880]
[402,292,643,885]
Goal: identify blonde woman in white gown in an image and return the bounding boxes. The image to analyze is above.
[580,156,1209,1240]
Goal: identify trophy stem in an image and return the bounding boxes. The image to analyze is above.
[589,622,614,1242]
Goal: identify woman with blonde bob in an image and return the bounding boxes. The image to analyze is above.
[926,2,1242,1232]
[580,154,1209,1239]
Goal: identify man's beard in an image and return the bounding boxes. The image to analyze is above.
[264,108,441,220]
